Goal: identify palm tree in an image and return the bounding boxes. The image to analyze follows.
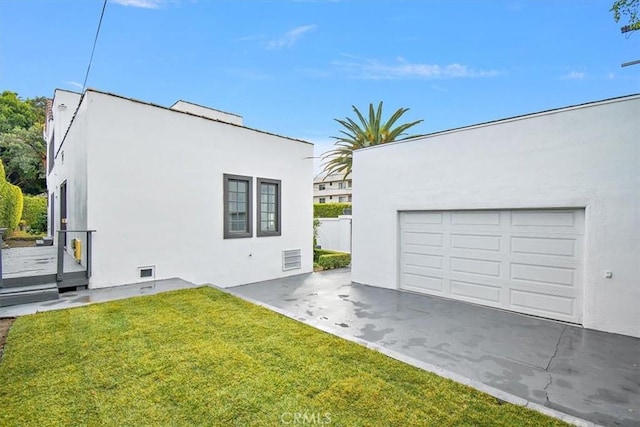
[321,102,423,178]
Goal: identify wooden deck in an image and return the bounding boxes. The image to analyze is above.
[2,246,85,280]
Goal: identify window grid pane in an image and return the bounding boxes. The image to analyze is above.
[229,179,248,233]
[260,182,277,233]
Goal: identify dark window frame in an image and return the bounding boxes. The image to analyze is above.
[257,177,281,237]
[223,174,253,239]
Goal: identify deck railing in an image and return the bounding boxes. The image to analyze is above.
[56,230,96,282]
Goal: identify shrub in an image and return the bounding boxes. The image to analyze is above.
[0,159,24,234]
[29,208,48,235]
[21,194,47,233]
[314,203,351,218]
[316,249,351,270]
[314,248,336,263]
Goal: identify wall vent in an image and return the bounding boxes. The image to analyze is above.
[282,249,302,271]
[137,266,155,279]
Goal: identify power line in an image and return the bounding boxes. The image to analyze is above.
[82,0,108,92]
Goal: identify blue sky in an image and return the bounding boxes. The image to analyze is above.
[1,0,638,170]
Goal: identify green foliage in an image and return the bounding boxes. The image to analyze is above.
[0,287,569,426]
[314,248,351,269]
[317,251,351,270]
[322,102,423,178]
[21,194,47,234]
[612,0,640,30]
[314,248,335,262]
[0,91,40,133]
[0,91,47,194]
[314,203,351,218]
[313,217,320,248]
[0,126,46,194]
[0,159,24,233]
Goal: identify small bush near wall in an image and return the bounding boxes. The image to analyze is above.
[0,159,24,234]
[21,195,47,234]
[315,249,351,270]
[314,203,351,218]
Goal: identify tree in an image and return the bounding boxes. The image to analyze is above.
[321,102,423,178]
[0,126,46,194]
[0,91,47,194]
[611,0,640,31]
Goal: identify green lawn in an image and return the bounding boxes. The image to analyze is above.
[0,287,568,426]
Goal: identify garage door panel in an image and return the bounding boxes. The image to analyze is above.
[403,253,443,270]
[451,233,502,252]
[451,280,501,304]
[510,289,576,318]
[403,212,443,225]
[511,236,577,257]
[511,210,582,232]
[403,231,444,247]
[450,256,501,278]
[400,209,584,324]
[451,211,501,226]
[510,263,576,287]
[402,273,443,293]
[505,280,578,299]
[508,255,580,270]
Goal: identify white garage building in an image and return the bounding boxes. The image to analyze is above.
[352,94,640,338]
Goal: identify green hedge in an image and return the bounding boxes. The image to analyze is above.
[22,194,47,227]
[314,203,351,218]
[314,248,351,270]
[0,159,24,234]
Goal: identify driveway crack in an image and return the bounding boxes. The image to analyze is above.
[543,325,566,405]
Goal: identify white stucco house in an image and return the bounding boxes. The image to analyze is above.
[45,89,313,289]
[352,94,640,338]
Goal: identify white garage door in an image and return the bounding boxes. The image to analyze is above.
[400,209,584,323]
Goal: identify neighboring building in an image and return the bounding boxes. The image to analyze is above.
[313,172,352,204]
[46,89,313,288]
[352,94,640,338]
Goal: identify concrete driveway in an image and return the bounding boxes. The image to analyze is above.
[228,269,640,427]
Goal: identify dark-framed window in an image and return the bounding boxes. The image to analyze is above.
[257,177,281,237]
[224,174,252,239]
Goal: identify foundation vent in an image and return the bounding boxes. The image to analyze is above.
[282,249,302,271]
[137,266,155,279]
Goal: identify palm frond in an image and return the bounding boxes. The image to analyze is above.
[321,101,424,179]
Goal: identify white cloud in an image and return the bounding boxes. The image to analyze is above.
[111,0,165,8]
[267,25,317,50]
[333,55,500,80]
[561,71,586,80]
[67,81,83,89]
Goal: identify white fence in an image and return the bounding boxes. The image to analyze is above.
[316,215,352,253]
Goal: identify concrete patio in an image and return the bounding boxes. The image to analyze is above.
[228,269,640,427]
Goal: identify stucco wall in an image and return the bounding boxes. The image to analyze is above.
[317,216,352,253]
[47,91,88,252]
[81,91,313,288]
[352,95,640,338]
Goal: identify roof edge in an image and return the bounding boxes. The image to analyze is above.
[170,99,243,119]
[358,93,640,152]
[83,88,312,146]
